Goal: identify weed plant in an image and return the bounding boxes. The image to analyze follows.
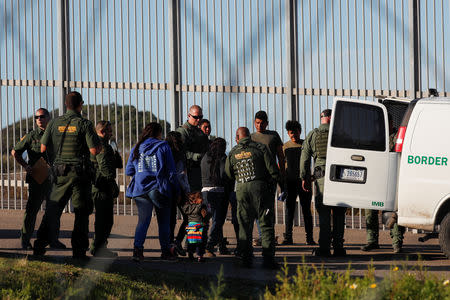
[264,258,450,300]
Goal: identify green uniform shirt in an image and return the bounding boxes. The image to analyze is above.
[250,130,283,160]
[91,137,117,182]
[13,128,50,166]
[225,137,280,187]
[176,122,209,164]
[283,139,304,181]
[300,123,330,180]
[41,110,100,165]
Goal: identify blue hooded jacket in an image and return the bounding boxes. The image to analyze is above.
[125,138,180,199]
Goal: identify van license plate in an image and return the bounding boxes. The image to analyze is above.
[339,168,365,182]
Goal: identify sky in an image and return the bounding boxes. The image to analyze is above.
[0,0,449,149]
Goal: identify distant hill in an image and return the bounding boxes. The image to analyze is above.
[1,105,170,171]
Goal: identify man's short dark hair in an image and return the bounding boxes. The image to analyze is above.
[198,119,210,127]
[320,109,332,118]
[37,108,50,117]
[65,91,83,110]
[285,120,301,133]
[254,111,268,122]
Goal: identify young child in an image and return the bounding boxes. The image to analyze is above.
[182,192,209,262]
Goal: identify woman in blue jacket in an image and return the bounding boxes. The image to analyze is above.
[126,122,179,261]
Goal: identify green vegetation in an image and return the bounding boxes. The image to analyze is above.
[265,259,450,300]
[0,256,265,299]
[0,256,448,299]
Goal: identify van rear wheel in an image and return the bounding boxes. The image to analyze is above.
[439,212,450,258]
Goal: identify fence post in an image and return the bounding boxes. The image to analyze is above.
[169,0,182,130]
[286,0,299,121]
[409,0,420,99]
[57,0,70,115]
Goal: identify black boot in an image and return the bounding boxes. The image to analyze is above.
[219,238,231,255]
[132,246,144,262]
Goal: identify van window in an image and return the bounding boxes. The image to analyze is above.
[331,101,386,151]
[380,100,409,131]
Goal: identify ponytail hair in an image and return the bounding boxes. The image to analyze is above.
[132,122,162,161]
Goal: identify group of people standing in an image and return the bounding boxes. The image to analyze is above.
[123,103,345,268]
[13,91,402,267]
[14,92,122,259]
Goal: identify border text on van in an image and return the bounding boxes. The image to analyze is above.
[407,155,448,166]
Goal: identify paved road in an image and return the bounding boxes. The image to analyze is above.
[0,210,448,281]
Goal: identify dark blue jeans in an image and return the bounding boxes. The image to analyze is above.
[204,191,228,249]
[134,190,172,253]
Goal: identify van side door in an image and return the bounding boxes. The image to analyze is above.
[323,97,396,211]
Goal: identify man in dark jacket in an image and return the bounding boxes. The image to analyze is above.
[12,108,65,250]
[281,120,315,245]
[90,120,122,257]
[176,105,209,192]
[225,127,281,269]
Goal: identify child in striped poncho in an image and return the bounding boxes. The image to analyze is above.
[181,192,210,262]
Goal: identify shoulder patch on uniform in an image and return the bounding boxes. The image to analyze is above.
[235,151,252,160]
[20,135,27,141]
[58,126,77,133]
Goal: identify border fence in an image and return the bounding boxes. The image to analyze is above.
[0,0,449,229]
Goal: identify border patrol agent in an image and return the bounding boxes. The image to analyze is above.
[176,105,209,192]
[90,121,122,257]
[12,108,64,250]
[362,117,405,253]
[300,109,347,257]
[34,92,101,259]
[225,127,281,269]
[361,209,405,253]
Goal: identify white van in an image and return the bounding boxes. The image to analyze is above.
[323,96,450,258]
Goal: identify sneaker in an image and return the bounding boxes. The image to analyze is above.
[333,248,347,257]
[252,238,261,247]
[49,240,67,249]
[393,245,402,253]
[174,240,186,257]
[204,250,216,258]
[262,258,280,270]
[132,247,144,262]
[313,248,331,257]
[361,243,380,252]
[92,248,118,258]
